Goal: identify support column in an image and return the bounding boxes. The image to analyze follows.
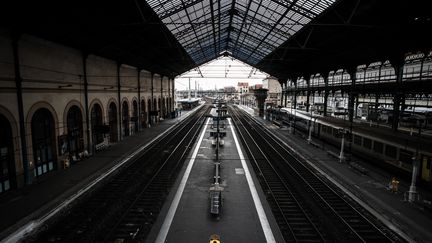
[12,34,30,185]
[117,63,122,140]
[168,78,171,115]
[323,73,329,116]
[392,94,402,131]
[150,73,154,126]
[305,76,310,112]
[172,79,175,112]
[253,88,268,117]
[391,57,405,131]
[160,76,164,118]
[137,69,141,132]
[82,52,91,153]
[284,81,288,107]
[347,68,356,124]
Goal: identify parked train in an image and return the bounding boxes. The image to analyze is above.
[268,107,432,187]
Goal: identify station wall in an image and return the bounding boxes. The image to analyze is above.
[0,30,175,192]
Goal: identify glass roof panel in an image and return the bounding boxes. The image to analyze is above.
[146,0,336,65]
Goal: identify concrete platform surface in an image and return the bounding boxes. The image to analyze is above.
[147,117,284,243]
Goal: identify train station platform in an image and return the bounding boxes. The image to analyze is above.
[0,108,198,241]
[239,105,432,242]
[146,116,284,242]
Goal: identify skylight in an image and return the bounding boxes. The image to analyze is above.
[146,0,336,65]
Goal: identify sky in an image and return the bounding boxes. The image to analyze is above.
[174,56,269,91]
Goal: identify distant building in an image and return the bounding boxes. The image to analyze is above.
[237,82,249,94]
[224,86,236,93]
[263,77,282,107]
[249,84,263,90]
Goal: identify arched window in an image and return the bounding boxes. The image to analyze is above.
[148,99,152,125]
[108,102,118,142]
[31,108,56,176]
[132,100,138,133]
[122,101,129,137]
[67,105,84,161]
[140,100,146,129]
[0,114,15,192]
[91,104,103,145]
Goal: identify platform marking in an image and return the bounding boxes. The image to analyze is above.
[235,168,245,174]
[1,106,203,243]
[228,118,276,243]
[155,118,210,243]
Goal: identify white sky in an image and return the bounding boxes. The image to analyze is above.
[175,56,269,91]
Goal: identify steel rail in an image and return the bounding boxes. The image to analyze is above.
[232,105,401,242]
[103,105,210,241]
[30,105,210,242]
[230,107,326,243]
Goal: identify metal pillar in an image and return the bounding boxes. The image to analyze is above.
[407,155,420,202]
[305,76,310,112]
[160,76,164,118]
[12,34,30,185]
[117,63,122,140]
[137,69,141,132]
[82,53,91,153]
[253,88,268,117]
[339,131,345,163]
[167,78,171,114]
[150,73,154,126]
[391,57,405,131]
[323,74,329,116]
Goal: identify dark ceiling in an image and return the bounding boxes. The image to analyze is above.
[2,0,432,80]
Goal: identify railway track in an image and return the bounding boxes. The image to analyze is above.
[229,106,403,243]
[28,105,210,242]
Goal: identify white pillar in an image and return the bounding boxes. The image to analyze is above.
[339,131,345,163]
[188,78,191,100]
[307,119,313,144]
[408,156,420,202]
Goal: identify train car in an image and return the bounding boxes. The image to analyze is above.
[269,108,432,187]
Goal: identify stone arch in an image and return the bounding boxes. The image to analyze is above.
[63,100,85,133]
[132,98,138,134]
[121,98,130,137]
[89,98,105,124]
[107,100,118,143]
[90,101,104,147]
[0,105,19,191]
[29,107,58,176]
[65,104,84,161]
[140,99,147,129]
[26,102,59,173]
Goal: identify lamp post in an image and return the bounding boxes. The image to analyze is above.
[307,105,313,144]
[339,128,345,163]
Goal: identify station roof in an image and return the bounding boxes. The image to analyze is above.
[146,0,336,66]
[3,0,432,80]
